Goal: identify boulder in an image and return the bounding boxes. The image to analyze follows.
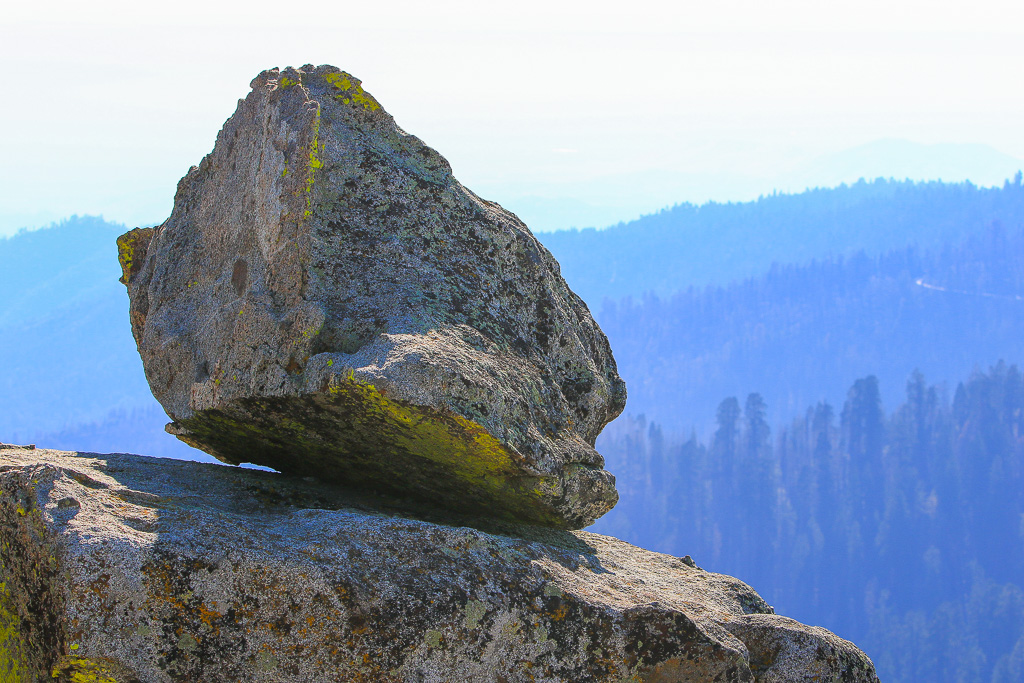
[0,449,879,683]
[117,64,625,529]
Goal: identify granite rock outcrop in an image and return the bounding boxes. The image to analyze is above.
[0,449,879,683]
[117,65,625,529]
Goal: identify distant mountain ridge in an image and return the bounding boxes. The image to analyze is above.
[794,140,1024,193]
[538,177,1024,303]
[487,140,1023,234]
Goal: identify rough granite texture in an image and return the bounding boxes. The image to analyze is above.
[0,449,879,683]
[117,64,626,529]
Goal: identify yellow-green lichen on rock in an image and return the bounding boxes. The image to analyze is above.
[171,374,576,527]
[324,70,380,111]
[115,227,155,286]
[303,106,323,219]
[50,656,138,683]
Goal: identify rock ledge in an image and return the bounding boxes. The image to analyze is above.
[0,449,878,682]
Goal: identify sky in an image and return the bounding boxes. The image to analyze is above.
[3,0,1024,235]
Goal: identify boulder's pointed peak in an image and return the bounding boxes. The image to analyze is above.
[251,64,382,114]
[234,64,452,189]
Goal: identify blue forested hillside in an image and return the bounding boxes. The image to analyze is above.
[594,224,1024,432]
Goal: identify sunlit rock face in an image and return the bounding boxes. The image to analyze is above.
[117,65,625,528]
[1,449,881,683]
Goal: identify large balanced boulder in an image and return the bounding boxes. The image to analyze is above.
[117,65,626,529]
[0,448,880,683]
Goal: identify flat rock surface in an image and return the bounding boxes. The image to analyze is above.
[118,64,625,529]
[0,449,879,682]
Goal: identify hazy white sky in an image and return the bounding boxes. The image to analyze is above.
[3,0,1024,234]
